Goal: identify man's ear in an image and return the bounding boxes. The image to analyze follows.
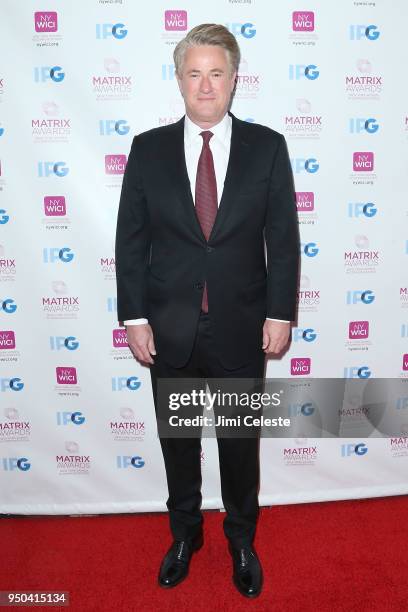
[230,71,237,93]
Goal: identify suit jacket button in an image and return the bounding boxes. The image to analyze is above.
[206,246,213,253]
[195,282,203,290]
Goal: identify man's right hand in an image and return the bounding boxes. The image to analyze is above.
[125,324,156,365]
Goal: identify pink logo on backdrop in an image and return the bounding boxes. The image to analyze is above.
[403,354,408,371]
[105,155,127,175]
[164,10,188,31]
[0,331,15,349]
[296,192,314,212]
[56,367,77,384]
[44,196,66,216]
[34,12,58,32]
[353,152,374,172]
[113,329,128,348]
[291,358,311,375]
[349,321,369,339]
[292,11,314,31]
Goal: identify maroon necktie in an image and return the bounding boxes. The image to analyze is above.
[195,131,218,312]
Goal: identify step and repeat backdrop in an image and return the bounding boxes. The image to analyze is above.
[1,0,408,514]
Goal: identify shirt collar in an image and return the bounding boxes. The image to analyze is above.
[184,112,231,145]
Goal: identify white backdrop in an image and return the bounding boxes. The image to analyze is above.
[1,0,408,514]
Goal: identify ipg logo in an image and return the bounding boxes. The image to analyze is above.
[225,23,256,39]
[161,64,176,80]
[111,376,141,391]
[56,411,85,426]
[43,248,74,263]
[341,443,368,457]
[349,25,380,41]
[346,290,375,305]
[107,297,117,313]
[96,23,128,40]
[291,158,319,174]
[99,120,129,136]
[347,202,377,218]
[117,455,145,468]
[292,327,317,342]
[1,299,17,314]
[301,242,319,257]
[2,457,31,471]
[349,118,379,134]
[288,402,315,416]
[50,336,79,351]
[0,209,9,224]
[289,64,319,80]
[343,366,371,379]
[38,162,69,177]
[0,377,24,392]
[34,66,65,83]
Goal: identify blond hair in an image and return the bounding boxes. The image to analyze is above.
[174,23,240,76]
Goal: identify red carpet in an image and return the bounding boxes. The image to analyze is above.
[1,496,407,612]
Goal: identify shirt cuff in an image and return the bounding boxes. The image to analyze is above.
[266,318,290,323]
[123,318,148,325]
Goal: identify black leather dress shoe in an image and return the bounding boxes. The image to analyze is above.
[229,544,263,598]
[158,535,203,588]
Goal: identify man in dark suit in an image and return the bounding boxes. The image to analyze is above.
[115,24,299,598]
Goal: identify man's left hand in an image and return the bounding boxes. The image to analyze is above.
[262,320,291,354]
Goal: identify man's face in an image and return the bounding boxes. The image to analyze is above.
[176,45,237,128]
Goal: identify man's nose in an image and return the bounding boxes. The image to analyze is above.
[200,76,212,92]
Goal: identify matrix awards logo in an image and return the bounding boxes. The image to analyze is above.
[55,367,80,397]
[400,288,408,309]
[283,439,318,466]
[0,330,19,362]
[345,59,383,101]
[290,11,317,46]
[0,244,16,283]
[56,441,91,475]
[109,407,146,442]
[0,408,31,442]
[33,12,61,48]
[235,58,261,100]
[158,97,185,126]
[32,102,71,144]
[290,358,311,376]
[111,328,133,361]
[390,437,408,458]
[297,275,320,313]
[344,235,380,274]
[351,152,376,186]
[92,58,132,102]
[42,281,80,320]
[346,320,371,352]
[100,255,115,281]
[284,99,323,140]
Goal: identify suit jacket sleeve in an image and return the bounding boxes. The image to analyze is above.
[115,136,151,322]
[265,134,300,321]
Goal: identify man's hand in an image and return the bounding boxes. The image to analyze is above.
[262,320,291,354]
[126,324,156,365]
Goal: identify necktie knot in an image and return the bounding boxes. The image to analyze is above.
[200,130,213,146]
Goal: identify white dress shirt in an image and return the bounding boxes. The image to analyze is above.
[124,113,288,325]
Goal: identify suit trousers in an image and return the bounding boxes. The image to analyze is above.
[150,312,265,548]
